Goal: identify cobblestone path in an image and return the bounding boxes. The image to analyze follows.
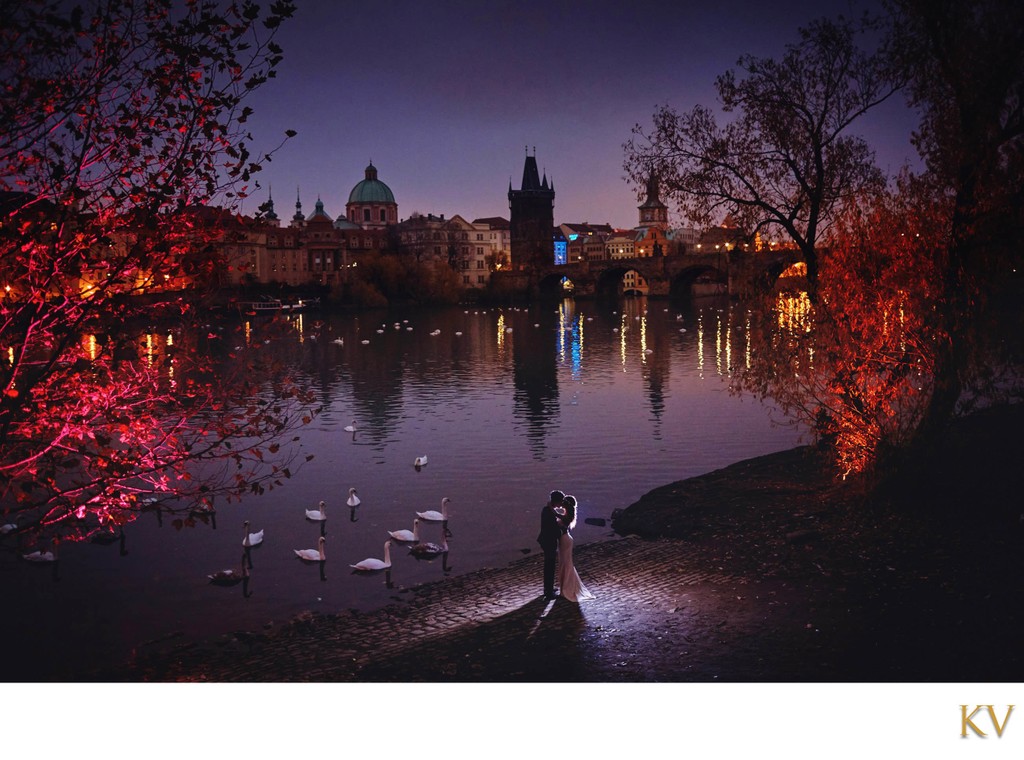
[113,536,835,682]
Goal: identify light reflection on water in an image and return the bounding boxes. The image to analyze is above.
[3,295,807,678]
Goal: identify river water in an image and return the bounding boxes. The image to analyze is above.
[2,295,808,679]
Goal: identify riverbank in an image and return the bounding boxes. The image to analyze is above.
[89,403,1023,682]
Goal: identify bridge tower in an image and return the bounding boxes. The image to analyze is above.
[508,148,555,272]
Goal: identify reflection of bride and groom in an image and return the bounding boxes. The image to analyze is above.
[538,490,595,602]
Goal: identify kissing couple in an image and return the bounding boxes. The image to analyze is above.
[537,489,595,602]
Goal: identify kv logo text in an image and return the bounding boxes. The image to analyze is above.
[961,705,1014,738]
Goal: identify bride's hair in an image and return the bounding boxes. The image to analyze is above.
[562,495,578,530]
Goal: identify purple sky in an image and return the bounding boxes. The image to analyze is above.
[239,0,920,229]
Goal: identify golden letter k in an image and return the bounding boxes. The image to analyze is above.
[961,705,985,737]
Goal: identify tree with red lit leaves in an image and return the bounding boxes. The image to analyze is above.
[736,176,958,478]
[0,0,316,545]
[624,16,899,295]
[743,1,1024,479]
[884,0,1024,449]
[640,4,1023,482]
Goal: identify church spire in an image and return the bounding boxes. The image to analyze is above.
[263,185,278,221]
[291,186,304,226]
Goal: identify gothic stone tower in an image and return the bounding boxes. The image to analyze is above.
[508,151,555,271]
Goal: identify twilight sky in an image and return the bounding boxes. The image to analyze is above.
[239,0,920,229]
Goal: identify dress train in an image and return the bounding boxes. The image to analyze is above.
[557,531,594,602]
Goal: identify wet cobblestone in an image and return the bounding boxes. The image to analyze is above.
[105,535,836,682]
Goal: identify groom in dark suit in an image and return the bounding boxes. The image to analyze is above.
[537,490,564,600]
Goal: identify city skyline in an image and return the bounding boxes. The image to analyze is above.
[239,0,921,229]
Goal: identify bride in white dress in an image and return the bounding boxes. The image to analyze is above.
[556,495,594,602]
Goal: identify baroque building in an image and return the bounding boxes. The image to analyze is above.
[346,162,398,228]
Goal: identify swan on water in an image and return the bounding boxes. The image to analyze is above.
[23,547,57,562]
[409,532,447,559]
[242,520,264,548]
[350,540,392,571]
[305,500,327,521]
[388,518,421,543]
[414,455,428,468]
[209,555,248,586]
[294,536,326,562]
[417,497,450,523]
[344,420,357,433]
[347,487,361,508]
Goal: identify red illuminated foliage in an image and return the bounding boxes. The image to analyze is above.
[738,172,1019,480]
[0,1,310,545]
[885,0,1024,441]
[736,179,949,476]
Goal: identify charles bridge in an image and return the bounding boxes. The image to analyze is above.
[492,247,805,299]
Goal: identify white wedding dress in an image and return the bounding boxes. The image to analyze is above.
[557,530,594,602]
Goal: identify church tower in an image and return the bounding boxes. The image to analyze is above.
[638,172,668,231]
[508,149,555,271]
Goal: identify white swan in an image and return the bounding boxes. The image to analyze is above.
[344,420,357,433]
[346,487,361,508]
[332,337,344,345]
[294,535,326,562]
[388,518,420,543]
[242,520,264,548]
[350,540,392,571]
[417,497,450,523]
[414,455,428,468]
[23,548,56,562]
[1,515,21,534]
[305,500,327,521]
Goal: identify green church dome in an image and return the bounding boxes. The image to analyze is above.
[348,162,395,204]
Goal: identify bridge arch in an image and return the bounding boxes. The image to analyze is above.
[594,265,650,299]
[537,271,579,299]
[754,253,807,294]
[668,265,729,299]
